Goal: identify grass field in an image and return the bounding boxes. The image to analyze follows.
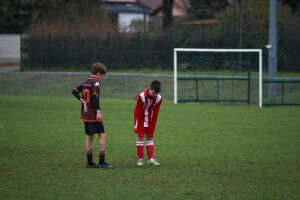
[0,95,300,200]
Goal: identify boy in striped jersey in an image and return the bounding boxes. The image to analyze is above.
[134,80,162,166]
[72,63,114,169]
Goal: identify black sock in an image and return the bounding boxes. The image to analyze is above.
[86,149,93,165]
[99,150,106,164]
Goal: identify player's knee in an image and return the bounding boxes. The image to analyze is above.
[145,134,152,141]
[86,147,92,152]
[99,132,106,139]
[87,135,94,141]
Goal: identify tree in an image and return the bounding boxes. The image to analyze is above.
[0,0,34,33]
[188,0,230,19]
[281,0,298,12]
[218,0,293,37]
[162,0,174,31]
[217,0,295,71]
[0,0,106,33]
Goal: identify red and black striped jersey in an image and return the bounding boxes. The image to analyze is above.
[73,76,100,122]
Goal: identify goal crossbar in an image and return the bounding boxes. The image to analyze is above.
[173,48,263,107]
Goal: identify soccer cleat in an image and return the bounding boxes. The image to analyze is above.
[86,162,98,168]
[149,158,160,166]
[97,162,115,169]
[137,159,144,166]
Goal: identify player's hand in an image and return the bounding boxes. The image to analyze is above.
[83,102,87,112]
[96,110,103,122]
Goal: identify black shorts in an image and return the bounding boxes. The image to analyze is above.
[84,122,105,135]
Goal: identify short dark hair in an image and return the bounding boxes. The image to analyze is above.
[150,80,161,93]
[91,63,107,75]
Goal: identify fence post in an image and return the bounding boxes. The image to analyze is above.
[282,81,284,104]
[68,72,72,97]
[16,72,19,95]
[251,77,255,104]
[185,79,189,101]
[124,74,128,98]
[169,31,173,70]
[196,79,199,100]
[201,31,206,70]
[48,33,51,71]
[20,33,23,71]
[248,54,251,104]
[217,79,220,102]
[201,30,206,47]
[137,32,141,70]
[105,32,110,71]
[76,32,80,72]
[106,32,110,71]
[286,78,289,104]
[244,0,261,48]
[42,72,46,96]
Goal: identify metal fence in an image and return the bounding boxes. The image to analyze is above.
[1,71,300,105]
[18,31,300,72]
[0,71,174,101]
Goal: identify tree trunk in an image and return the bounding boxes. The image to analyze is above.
[162,0,174,31]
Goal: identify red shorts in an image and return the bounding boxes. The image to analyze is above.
[135,127,153,138]
[134,117,153,138]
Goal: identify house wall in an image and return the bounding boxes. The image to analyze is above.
[155,6,186,17]
[0,34,20,64]
[118,13,149,32]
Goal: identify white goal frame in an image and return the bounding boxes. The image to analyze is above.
[174,48,263,107]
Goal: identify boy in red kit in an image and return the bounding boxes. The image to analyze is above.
[134,80,162,166]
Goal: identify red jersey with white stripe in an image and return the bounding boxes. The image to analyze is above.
[134,89,162,135]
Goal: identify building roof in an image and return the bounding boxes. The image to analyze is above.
[137,0,161,11]
[138,0,189,13]
[102,3,152,14]
[105,0,137,3]
[184,19,218,25]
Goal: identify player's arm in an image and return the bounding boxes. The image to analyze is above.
[72,87,87,112]
[92,94,102,122]
[92,82,102,122]
[135,95,144,134]
[150,98,162,134]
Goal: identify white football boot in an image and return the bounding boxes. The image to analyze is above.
[149,158,160,166]
[137,159,144,166]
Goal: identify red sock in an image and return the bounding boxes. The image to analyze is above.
[146,141,154,160]
[136,141,144,159]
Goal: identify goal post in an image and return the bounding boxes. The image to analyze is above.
[173,48,263,107]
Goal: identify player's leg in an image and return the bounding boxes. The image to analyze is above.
[146,133,159,166]
[95,121,114,168]
[84,122,97,168]
[85,135,97,168]
[145,133,153,160]
[98,132,106,164]
[97,132,114,168]
[86,134,94,152]
[136,135,144,166]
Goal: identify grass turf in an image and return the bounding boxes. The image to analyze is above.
[0,95,299,200]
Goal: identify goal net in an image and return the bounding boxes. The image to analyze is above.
[173,48,263,107]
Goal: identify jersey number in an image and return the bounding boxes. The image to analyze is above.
[82,89,90,103]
